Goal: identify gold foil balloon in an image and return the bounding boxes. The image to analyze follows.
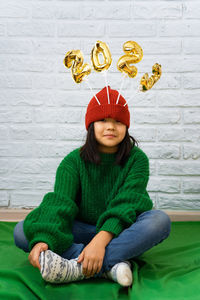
[117,41,143,78]
[63,50,91,83]
[140,63,162,91]
[91,41,112,72]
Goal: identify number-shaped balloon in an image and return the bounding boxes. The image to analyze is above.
[140,63,162,91]
[63,50,91,83]
[91,41,112,72]
[117,41,143,78]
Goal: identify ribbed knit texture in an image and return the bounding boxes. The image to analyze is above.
[23,145,153,255]
[85,86,130,130]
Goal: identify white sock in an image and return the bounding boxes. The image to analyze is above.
[102,261,133,287]
[39,250,85,284]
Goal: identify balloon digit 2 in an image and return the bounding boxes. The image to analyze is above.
[63,50,91,83]
[117,41,143,78]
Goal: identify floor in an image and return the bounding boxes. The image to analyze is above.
[0,221,200,300]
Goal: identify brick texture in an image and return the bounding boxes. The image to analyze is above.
[0,0,199,210]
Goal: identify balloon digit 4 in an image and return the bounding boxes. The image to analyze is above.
[140,63,162,92]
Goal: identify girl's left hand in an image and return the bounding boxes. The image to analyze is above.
[77,241,106,278]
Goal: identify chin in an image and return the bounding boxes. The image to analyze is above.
[104,142,117,147]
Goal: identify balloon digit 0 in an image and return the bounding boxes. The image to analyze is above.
[63,50,91,83]
[91,41,112,72]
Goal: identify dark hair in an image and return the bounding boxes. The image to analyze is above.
[80,122,139,167]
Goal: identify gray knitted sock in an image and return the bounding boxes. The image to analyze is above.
[39,250,85,284]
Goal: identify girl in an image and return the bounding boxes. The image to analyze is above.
[14,86,171,287]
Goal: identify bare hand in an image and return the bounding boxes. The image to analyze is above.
[28,242,48,269]
[77,241,105,278]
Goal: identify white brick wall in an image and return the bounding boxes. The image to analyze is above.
[0,0,200,210]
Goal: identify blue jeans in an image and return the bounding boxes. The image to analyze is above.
[14,210,171,278]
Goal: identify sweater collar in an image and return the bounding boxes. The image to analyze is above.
[99,151,116,163]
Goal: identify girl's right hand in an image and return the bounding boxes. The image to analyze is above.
[28,242,48,270]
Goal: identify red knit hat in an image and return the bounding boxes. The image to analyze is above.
[85,86,130,130]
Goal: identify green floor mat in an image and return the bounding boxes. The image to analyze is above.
[0,221,200,300]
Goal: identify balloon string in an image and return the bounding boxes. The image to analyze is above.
[116,73,127,104]
[102,70,110,104]
[84,77,101,105]
[124,86,141,107]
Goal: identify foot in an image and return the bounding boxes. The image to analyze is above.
[102,261,133,287]
[39,250,85,284]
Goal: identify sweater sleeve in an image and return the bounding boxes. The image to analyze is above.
[95,150,153,238]
[23,153,80,255]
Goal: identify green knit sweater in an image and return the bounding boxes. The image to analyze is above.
[23,145,153,255]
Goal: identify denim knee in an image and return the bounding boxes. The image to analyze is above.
[13,220,29,252]
[148,210,171,238]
